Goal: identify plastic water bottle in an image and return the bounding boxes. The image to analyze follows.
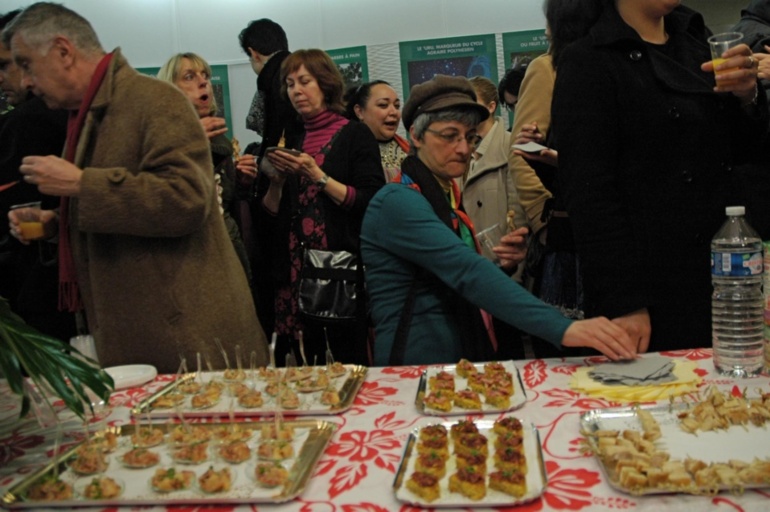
[711,206,764,377]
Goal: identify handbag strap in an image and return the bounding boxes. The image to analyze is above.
[388,271,422,366]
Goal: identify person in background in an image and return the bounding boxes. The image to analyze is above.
[551,0,766,352]
[732,0,770,238]
[497,59,528,112]
[508,0,605,358]
[5,2,268,373]
[464,75,528,361]
[157,52,252,281]
[361,74,638,366]
[259,49,384,365]
[0,8,74,341]
[344,80,409,182]
[734,0,770,101]
[238,18,304,337]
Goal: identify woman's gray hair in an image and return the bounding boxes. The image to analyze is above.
[411,108,485,141]
[2,2,103,55]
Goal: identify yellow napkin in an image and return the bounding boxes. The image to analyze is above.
[570,360,702,402]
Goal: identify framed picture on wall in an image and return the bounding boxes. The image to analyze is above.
[327,46,369,91]
[399,34,497,102]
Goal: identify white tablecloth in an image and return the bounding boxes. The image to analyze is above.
[2,348,769,511]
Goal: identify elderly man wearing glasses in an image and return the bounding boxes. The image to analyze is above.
[360,75,640,366]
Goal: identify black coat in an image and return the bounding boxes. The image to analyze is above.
[0,96,67,236]
[552,5,769,351]
[732,0,770,101]
[0,96,72,341]
[256,120,385,282]
[733,0,770,52]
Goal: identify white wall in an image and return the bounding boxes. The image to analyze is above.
[7,0,549,146]
[7,0,747,146]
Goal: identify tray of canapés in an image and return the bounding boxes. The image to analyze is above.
[415,360,526,415]
[1,419,336,508]
[131,363,366,418]
[393,416,547,507]
[581,386,770,495]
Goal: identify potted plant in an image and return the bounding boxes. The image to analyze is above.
[0,297,113,422]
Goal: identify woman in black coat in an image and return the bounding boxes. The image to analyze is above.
[551,0,767,352]
[259,49,384,366]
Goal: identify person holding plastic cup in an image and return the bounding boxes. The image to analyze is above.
[551,0,768,353]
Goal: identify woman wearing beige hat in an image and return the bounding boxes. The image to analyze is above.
[360,75,640,366]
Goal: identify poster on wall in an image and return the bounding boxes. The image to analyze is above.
[500,30,549,125]
[399,34,497,101]
[327,46,369,91]
[137,64,234,138]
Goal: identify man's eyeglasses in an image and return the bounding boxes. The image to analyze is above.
[425,128,483,149]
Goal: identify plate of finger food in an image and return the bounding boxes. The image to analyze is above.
[393,416,547,507]
[581,386,770,495]
[2,419,336,508]
[415,360,527,416]
[131,364,366,419]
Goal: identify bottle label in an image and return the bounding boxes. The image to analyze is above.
[711,251,764,276]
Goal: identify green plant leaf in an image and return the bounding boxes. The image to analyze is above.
[0,297,114,421]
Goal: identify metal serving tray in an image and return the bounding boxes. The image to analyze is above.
[414,360,527,415]
[393,417,547,508]
[131,365,367,418]
[581,402,770,495]
[2,419,336,508]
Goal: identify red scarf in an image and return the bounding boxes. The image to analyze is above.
[59,52,114,312]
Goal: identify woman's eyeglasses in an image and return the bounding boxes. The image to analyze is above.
[425,128,483,149]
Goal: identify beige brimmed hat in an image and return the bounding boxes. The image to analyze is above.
[402,74,490,132]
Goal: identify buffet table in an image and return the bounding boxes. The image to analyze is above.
[2,348,770,511]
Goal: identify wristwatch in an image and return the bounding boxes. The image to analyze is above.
[315,173,330,190]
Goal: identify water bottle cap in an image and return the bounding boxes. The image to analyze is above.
[725,206,745,216]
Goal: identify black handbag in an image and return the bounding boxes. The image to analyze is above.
[298,248,361,323]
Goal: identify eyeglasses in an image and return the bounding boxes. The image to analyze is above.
[424,128,483,149]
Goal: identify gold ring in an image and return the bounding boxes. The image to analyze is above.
[748,55,755,68]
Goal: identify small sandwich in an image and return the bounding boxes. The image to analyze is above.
[448,466,486,501]
[493,417,523,436]
[484,387,511,409]
[450,420,479,442]
[428,371,456,393]
[454,389,482,410]
[494,446,527,473]
[489,469,527,498]
[419,424,448,443]
[414,450,447,479]
[406,471,440,502]
[416,436,449,460]
[456,449,488,476]
[494,430,524,453]
[455,358,478,378]
[424,390,453,412]
[454,432,488,459]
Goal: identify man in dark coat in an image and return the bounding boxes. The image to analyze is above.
[0,8,74,341]
[732,1,770,238]
[733,0,770,100]
[238,19,303,335]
